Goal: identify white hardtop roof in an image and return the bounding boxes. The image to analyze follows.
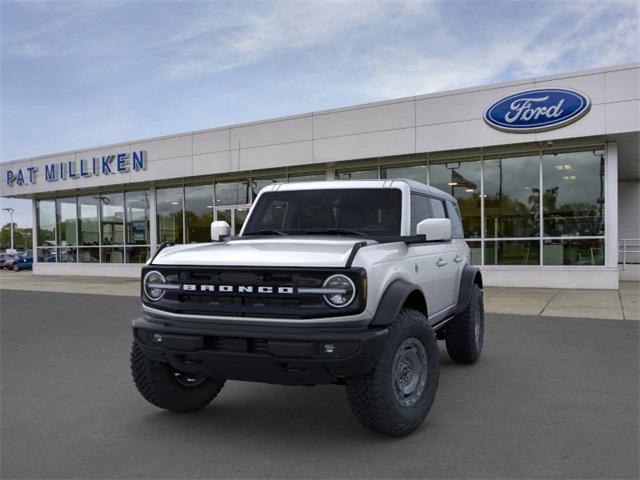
[261,179,458,204]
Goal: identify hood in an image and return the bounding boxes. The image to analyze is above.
[152,236,370,268]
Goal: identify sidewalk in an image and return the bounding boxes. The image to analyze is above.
[1,271,638,320]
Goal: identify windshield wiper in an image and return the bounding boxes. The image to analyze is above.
[303,228,370,238]
[243,229,287,236]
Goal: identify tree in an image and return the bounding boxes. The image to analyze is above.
[0,223,32,251]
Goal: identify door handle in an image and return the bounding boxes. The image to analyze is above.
[454,255,464,263]
[436,257,448,267]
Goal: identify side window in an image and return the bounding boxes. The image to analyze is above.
[429,198,447,219]
[447,200,464,239]
[410,194,431,234]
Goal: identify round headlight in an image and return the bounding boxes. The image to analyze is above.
[322,274,356,308]
[143,270,166,302]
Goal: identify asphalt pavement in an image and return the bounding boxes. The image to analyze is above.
[1,289,638,479]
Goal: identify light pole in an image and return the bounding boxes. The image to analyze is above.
[2,207,15,251]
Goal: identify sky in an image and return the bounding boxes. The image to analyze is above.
[1,0,639,228]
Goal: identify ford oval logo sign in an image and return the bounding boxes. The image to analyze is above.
[484,88,591,133]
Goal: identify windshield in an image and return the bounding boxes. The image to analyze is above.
[243,188,402,237]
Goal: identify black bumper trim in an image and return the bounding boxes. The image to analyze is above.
[133,316,388,386]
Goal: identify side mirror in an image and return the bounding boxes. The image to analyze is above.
[416,218,452,242]
[211,221,231,241]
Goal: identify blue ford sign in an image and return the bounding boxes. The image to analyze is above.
[484,88,590,133]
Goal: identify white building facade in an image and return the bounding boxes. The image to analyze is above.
[2,63,639,289]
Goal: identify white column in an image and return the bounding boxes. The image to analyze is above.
[149,186,158,253]
[605,142,619,271]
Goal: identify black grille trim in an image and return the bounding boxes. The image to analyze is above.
[142,266,367,319]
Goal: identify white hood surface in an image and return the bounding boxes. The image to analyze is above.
[152,237,368,268]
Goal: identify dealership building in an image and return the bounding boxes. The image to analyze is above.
[1,63,638,289]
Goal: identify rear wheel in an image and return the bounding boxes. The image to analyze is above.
[445,283,484,364]
[12,263,19,272]
[130,342,225,413]
[346,309,439,436]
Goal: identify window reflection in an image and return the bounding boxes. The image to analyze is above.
[185,184,214,243]
[484,240,540,265]
[252,177,286,198]
[156,187,184,244]
[56,198,77,246]
[484,155,540,238]
[288,172,325,182]
[543,239,604,265]
[542,150,605,237]
[430,160,481,238]
[382,164,428,184]
[78,196,100,246]
[215,181,249,206]
[37,200,56,246]
[125,191,150,245]
[336,168,378,180]
[100,193,124,245]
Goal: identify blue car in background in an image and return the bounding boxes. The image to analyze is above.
[13,253,33,271]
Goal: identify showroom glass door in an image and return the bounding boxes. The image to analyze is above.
[215,206,250,235]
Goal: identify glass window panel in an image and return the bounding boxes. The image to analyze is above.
[78,247,99,263]
[125,246,150,263]
[430,160,481,238]
[252,177,286,198]
[100,193,124,245]
[382,164,428,184]
[156,187,184,244]
[77,196,100,246]
[125,191,150,245]
[37,247,57,262]
[410,194,431,234]
[288,172,325,182]
[58,247,76,263]
[542,150,605,237]
[215,208,232,230]
[543,239,604,265]
[447,201,464,239]
[101,247,124,263]
[429,198,447,218]
[56,198,77,246]
[185,184,214,243]
[36,200,56,246]
[215,180,249,206]
[484,240,540,265]
[235,207,249,235]
[484,155,540,238]
[466,241,481,265]
[336,169,379,180]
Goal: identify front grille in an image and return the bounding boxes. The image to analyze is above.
[142,266,366,319]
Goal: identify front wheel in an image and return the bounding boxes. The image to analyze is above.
[345,309,439,436]
[130,342,225,413]
[12,263,19,272]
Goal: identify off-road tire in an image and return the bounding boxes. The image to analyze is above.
[131,342,225,413]
[345,309,439,436]
[445,283,484,364]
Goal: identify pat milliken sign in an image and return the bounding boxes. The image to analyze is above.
[484,88,591,133]
[5,151,147,187]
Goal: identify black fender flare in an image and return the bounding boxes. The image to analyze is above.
[370,279,425,326]
[455,265,483,317]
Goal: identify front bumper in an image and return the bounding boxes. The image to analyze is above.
[133,316,388,385]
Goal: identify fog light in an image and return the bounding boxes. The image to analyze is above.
[323,343,336,355]
[152,333,163,344]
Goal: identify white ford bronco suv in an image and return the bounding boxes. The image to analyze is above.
[131,180,484,436]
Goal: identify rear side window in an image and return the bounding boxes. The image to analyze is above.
[410,194,431,234]
[447,200,464,239]
[429,198,447,219]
